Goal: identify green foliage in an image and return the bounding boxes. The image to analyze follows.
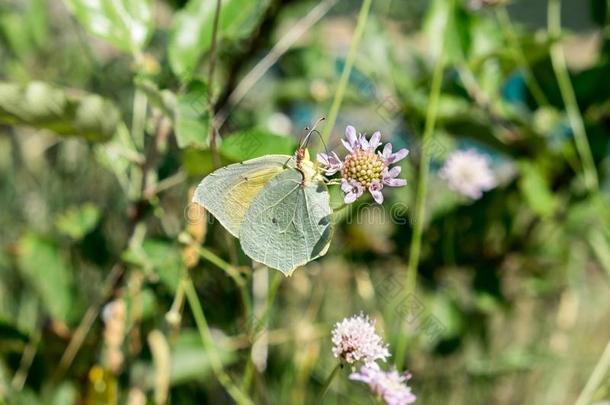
[168,0,268,78]
[62,0,153,53]
[0,82,120,142]
[174,80,210,149]
[16,234,73,323]
[55,203,101,240]
[220,130,297,161]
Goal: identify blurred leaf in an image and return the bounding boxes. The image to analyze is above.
[63,0,153,53]
[123,240,182,291]
[94,123,143,199]
[518,162,558,218]
[55,203,101,240]
[181,148,217,177]
[0,81,120,142]
[175,80,209,149]
[134,78,177,118]
[424,0,471,63]
[16,234,73,322]
[48,383,77,405]
[168,330,235,385]
[168,0,268,78]
[220,130,297,161]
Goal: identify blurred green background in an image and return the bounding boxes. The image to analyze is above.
[1,0,610,404]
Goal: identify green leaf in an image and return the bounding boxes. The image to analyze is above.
[62,0,153,53]
[175,80,209,149]
[518,162,558,218]
[55,203,101,240]
[220,130,297,162]
[16,234,73,322]
[168,0,268,78]
[123,240,183,291]
[169,330,235,385]
[0,81,120,142]
[424,0,472,64]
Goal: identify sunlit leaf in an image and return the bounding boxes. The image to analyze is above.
[168,0,269,78]
[16,234,73,322]
[63,0,153,53]
[518,162,558,218]
[55,203,101,240]
[175,80,209,149]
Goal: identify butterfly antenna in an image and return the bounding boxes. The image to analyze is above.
[299,117,326,149]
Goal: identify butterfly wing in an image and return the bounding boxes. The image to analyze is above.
[239,169,333,275]
[193,155,293,237]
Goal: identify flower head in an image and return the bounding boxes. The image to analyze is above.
[331,313,390,364]
[439,149,496,200]
[318,126,408,204]
[350,363,416,405]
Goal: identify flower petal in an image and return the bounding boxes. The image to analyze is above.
[344,191,359,204]
[346,125,358,146]
[386,166,402,178]
[359,135,369,150]
[384,178,407,187]
[369,131,381,151]
[341,179,352,193]
[381,143,392,158]
[369,188,384,204]
[341,138,354,153]
[391,148,409,163]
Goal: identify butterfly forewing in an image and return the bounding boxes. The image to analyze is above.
[239,170,333,275]
[192,155,293,237]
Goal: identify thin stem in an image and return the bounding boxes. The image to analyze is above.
[547,0,598,192]
[241,271,282,392]
[406,0,454,292]
[184,277,253,405]
[131,87,148,151]
[399,0,454,369]
[11,330,40,390]
[574,336,610,405]
[495,6,549,107]
[208,0,222,169]
[316,363,342,405]
[53,263,124,382]
[216,0,338,128]
[319,0,373,148]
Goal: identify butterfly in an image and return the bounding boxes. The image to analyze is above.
[193,119,333,275]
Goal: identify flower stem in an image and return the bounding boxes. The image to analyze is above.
[547,0,598,192]
[316,362,342,405]
[320,0,372,148]
[406,0,454,293]
[184,276,253,405]
[399,0,454,369]
[574,336,610,405]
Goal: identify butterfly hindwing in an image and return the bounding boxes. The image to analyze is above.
[193,155,293,237]
[239,169,333,275]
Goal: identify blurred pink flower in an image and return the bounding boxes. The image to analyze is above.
[331,312,390,364]
[350,362,416,405]
[318,125,408,204]
[439,149,496,200]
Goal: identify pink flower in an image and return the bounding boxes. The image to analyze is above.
[350,363,416,405]
[318,126,408,204]
[331,313,390,364]
[317,151,343,175]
